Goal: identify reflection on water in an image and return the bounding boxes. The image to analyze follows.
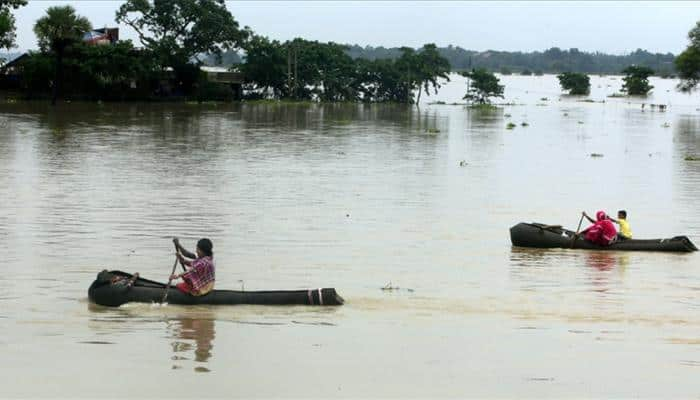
[169,314,215,372]
[584,251,629,272]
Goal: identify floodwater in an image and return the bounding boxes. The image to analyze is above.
[1,74,699,398]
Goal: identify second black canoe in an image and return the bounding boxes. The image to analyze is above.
[88,270,345,307]
[510,222,698,252]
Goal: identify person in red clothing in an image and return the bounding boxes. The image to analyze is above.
[581,210,618,246]
[171,238,215,296]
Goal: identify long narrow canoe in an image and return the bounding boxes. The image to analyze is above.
[510,222,698,252]
[88,270,344,307]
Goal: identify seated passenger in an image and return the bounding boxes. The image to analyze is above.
[609,210,632,239]
[170,238,215,296]
[582,211,617,246]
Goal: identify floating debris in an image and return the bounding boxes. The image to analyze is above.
[382,282,397,291]
[577,121,584,124]
[459,160,468,167]
[521,122,529,127]
[590,153,604,158]
[426,128,440,134]
[563,112,569,116]
[684,155,700,161]
[540,97,549,101]
[504,113,512,118]
[662,122,671,128]
[506,122,517,129]
[381,282,414,292]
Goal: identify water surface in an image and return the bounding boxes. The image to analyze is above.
[1,75,699,398]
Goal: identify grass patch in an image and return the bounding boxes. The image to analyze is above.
[506,122,517,129]
[469,103,499,111]
[590,153,604,158]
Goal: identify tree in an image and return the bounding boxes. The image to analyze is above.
[33,5,92,105]
[557,72,590,95]
[239,35,287,98]
[461,68,504,104]
[621,65,654,95]
[0,0,26,50]
[412,43,451,104]
[116,0,249,71]
[71,40,155,99]
[676,21,700,92]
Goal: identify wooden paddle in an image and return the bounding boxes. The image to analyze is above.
[571,213,585,248]
[161,239,183,303]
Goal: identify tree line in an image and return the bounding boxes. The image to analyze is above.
[2,0,700,103]
[212,45,677,77]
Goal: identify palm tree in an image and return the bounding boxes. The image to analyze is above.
[33,6,91,105]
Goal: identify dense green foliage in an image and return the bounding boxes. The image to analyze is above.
[0,0,25,50]
[33,6,92,104]
[240,38,451,103]
[6,1,687,104]
[676,21,700,91]
[621,65,654,95]
[115,0,249,73]
[557,72,590,95]
[461,68,504,104]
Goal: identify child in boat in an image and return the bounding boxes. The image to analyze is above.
[609,210,632,239]
[581,210,618,246]
[170,238,215,296]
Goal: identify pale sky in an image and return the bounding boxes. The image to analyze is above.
[11,1,700,54]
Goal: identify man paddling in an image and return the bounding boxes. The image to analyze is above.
[170,238,216,296]
[581,211,618,246]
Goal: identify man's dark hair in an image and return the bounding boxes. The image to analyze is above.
[197,238,213,257]
[618,210,627,218]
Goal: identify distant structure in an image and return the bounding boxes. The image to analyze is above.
[82,28,119,45]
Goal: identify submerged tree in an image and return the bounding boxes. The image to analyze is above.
[412,43,451,104]
[33,5,92,105]
[676,21,700,92]
[0,0,26,50]
[621,65,654,95]
[557,72,590,95]
[461,68,504,104]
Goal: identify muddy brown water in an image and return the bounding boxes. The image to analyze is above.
[1,75,699,397]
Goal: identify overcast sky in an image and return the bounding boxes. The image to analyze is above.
[11,1,700,54]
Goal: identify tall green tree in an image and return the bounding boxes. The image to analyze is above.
[116,0,249,71]
[0,0,26,50]
[621,65,654,95]
[676,21,700,92]
[240,35,287,98]
[461,68,504,104]
[557,72,590,95]
[413,43,451,104]
[33,5,92,105]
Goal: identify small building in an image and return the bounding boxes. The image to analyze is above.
[83,27,119,45]
[0,53,30,90]
[199,66,243,84]
[200,66,243,100]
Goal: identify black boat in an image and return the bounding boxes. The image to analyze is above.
[510,222,698,252]
[88,270,344,307]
